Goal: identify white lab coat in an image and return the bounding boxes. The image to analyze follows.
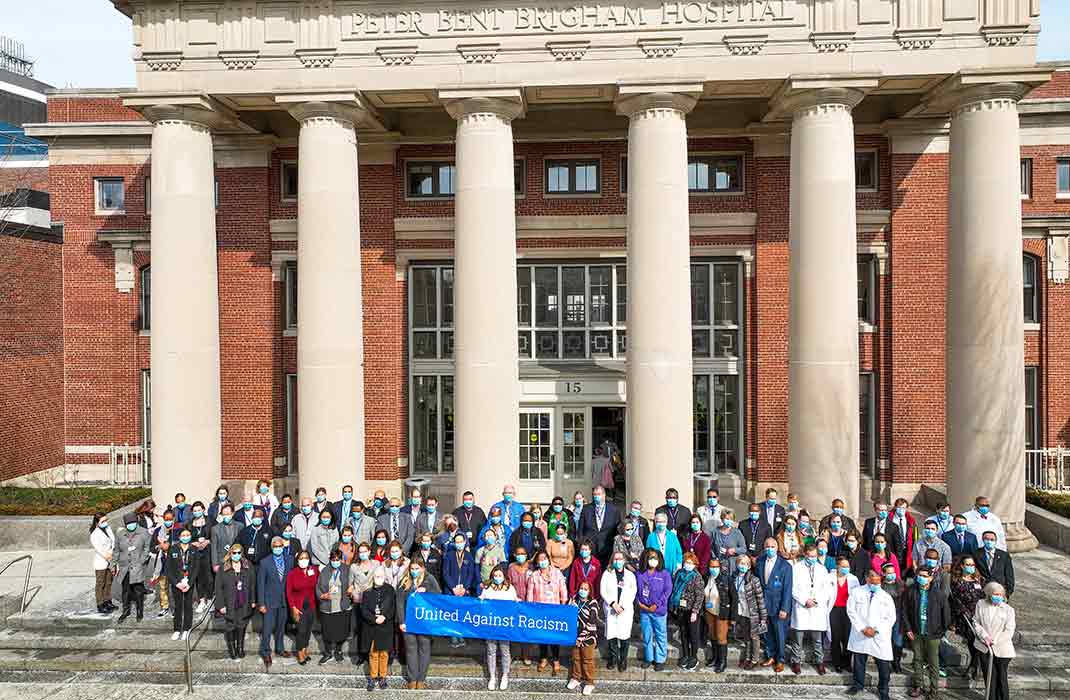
[963,510,1007,550]
[90,526,116,571]
[846,585,896,661]
[791,560,835,631]
[600,568,636,640]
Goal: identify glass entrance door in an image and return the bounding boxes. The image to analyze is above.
[558,408,590,497]
[519,408,555,503]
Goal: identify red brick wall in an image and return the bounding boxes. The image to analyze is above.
[47,97,143,124]
[1026,70,1070,100]
[0,233,63,481]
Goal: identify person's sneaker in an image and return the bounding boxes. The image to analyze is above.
[846,687,862,696]
[653,663,665,672]
[377,678,387,690]
[488,678,497,690]
[156,609,169,618]
[567,679,581,690]
[181,631,190,641]
[319,654,331,665]
[366,678,375,691]
[171,632,181,641]
[334,651,344,663]
[582,685,594,695]
[499,677,508,691]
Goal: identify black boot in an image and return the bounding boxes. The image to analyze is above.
[715,643,728,673]
[705,641,716,668]
[117,604,131,624]
[236,631,246,659]
[134,594,145,622]
[618,641,628,672]
[892,646,904,674]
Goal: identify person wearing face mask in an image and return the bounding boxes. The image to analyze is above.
[696,488,724,532]
[797,514,818,549]
[712,508,747,574]
[527,550,569,673]
[569,491,586,541]
[443,533,478,648]
[371,528,391,562]
[235,507,271,574]
[548,523,576,572]
[654,488,691,534]
[171,493,191,526]
[971,582,1015,700]
[681,515,712,572]
[973,531,1014,598]
[889,499,919,572]
[830,555,861,672]
[912,523,952,574]
[397,558,441,689]
[317,551,354,664]
[253,479,279,521]
[414,496,440,538]
[479,505,513,559]
[510,511,547,560]
[286,551,319,665]
[452,491,487,542]
[382,540,410,590]
[902,566,952,699]
[646,513,683,574]
[149,512,175,618]
[291,497,317,551]
[818,499,858,536]
[820,515,852,559]
[624,500,652,543]
[331,484,358,533]
[530,504,549,540]
[925,502,956,536]
[579,486,620,564]
[879,562,907,674]
[702,557,731,671]
[334,525,358,565]
[111,512,152,623]
[310,510,341,568]
[845,570,897,700]
[348,502,375,545]
[313,487,332,515]
[845,533,871,584]
[870,533,901,581]
[361,567,396,689]
[507,547,535,666]
[862,501,903,557]
[789,544,834,675]
[740,502,774,558]
[348,542,378,665]
[256,536,293,668]
[269,493,297,533]
[814,538,835,572]
[89,512,117,614]
[235,499,256,528]
[215,544,257,661]
[166,528,198,640]
[635,548,672,671]
[613,519,645,572]
[600,551,637,672]
[545,496,573,541]
[481,565,519,689]
[403,487,424,524]
[776,515,803,561]
[731,554,768,670]
[377,497,416,553]
[567,580,603,695]
[963,496,1007,550]
[761,488,786,535]
[210,504,242,575]
[942,514,979,560]
[491,484,525,531]
[207,486,232,525]
[949,556,987,679]
[569,539,602,603]
[412,533,442,583]
[669,552,705,670]
[477,529,507,585]
[184,501,214,613]
[756,537,793,672]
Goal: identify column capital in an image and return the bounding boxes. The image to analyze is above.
[439,88,526,121]
[122,93,244,131]
[614,82,702,118]
[275,91,385,131]
[765,75,879,121]
[917,67,1052,116]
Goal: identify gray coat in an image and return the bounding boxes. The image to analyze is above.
[309,525,340,568]
[210,521,243,568]
[316,564,352,614]
[110,526,152,602]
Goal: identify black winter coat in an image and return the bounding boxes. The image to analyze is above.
[360,584,397,654]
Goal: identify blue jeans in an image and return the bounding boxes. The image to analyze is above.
[259,606,287,657]
[763,615,789,662]
[640,611,667,663]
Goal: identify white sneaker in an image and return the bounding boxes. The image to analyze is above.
[582,685,594,696]
[171,632,181,641]
[488,678,497,690]
[499,677,509,691]
[566,679,581,691]
[181,631,190,641]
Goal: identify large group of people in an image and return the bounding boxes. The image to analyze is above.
[89,480,1018,699]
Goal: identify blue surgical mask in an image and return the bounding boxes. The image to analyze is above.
[578,589,589,599]
[192,510,203,518]
[223,515,233,524]
[180,535,192,544]
[538,560,549,570]
[831,522,842,531]
[251,517,263,527]
[655,522,666,532]
[917,576,931,587]
[411,569,422,578]
[867,583,881,593]
[977,506,990,516]
[302,506,312,515]
[522,521,533,530]
[176,503,186,509]
[373,498,384,508]
[554,504,564,513]
[805,556,817,566]
[874,542,886,551]
[832,507,844,516]
[938,511,951,521]
[485,537,497,547]
[963,565,976,575]
[359,551,370,561]
[317,494,327,503]
[231,553,242,562]
[817,547,828,556]
[838,566,851,576]
[737,563,749,573]
[765,547,778,558]
[352,511,362,520]
[749,512,760,521]
[126,522,137,532]
[259,486,269,494]
[463,500,474,509]
[376,537,387,546]
[243,504,253,512]
[272,546,285,556]
[426,506,436,514]
[217,494,228,502]
[580,549,591,560]
[785,524,796,533]
[990,595,1003,605]
[925,529,938,540]
[283,531,293,539]
[342,535,352,544]
[954,524,967,534]
[630,508,641,518]
[722,519,734,529]
[516,554,528,564]
[884,573,896,583]
[613,560,624,570]
[420,541,431,550]
[895,506,906,517]
[983,540,996,551]
[389,506,400,515]
[490,516,501,525]
[707,498,718,508]
[282,502,292,511]
[503,494,514,503]
[331,560,341,569]
[455,542,466,551]
[574,499,584,508]
[691,522,701,532]
[409,498,420,506]
[925,558,939,569]
[766,498,777,507]
[390,550,401,560]
[877,510,888,520]
[709,567,720,578]
[321,519,332,527]
[666,498,678,508]
[593,495,604,505]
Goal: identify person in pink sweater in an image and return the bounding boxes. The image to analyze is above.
[527,550,569,673]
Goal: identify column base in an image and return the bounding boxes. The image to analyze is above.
[1004,520,1039,553]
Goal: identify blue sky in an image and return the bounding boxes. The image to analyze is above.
[2,0,1069,89]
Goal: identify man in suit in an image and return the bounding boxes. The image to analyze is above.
[330,485,357,533]
[415,495,441,539]
[941,514,979,560]
[376,497,415,553]
[740,502,774,557]
[756,537,793,672]
[818,498,858,536]
[257,535,293,666]
[403,486,424,524]
[760,488,787,536]
[974,531,1015,598]
[453,491,487,543]
[862,501,902,555]
[655,488,692,534]
[624,500,651,543]
[579,485,620,564]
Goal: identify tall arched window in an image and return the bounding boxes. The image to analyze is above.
[1023,254,1039,324]
[139,266,151,331]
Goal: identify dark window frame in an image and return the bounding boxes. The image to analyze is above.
[855,150,879,191]
[406,160,456,199]
[281,161,298,200]
[687,153,745,194]
[1020,158,1033,199]
[139,265,151,331]
[544,158,601,195]
[1024,253,1039,324]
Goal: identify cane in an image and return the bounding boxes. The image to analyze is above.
[983,640,994,700]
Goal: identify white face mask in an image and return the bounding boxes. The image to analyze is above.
[297,559,310,569]
[648,558,659,568]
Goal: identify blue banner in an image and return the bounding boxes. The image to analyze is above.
[404,592,578,646]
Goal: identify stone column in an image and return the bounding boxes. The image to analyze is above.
[441,89,525,509]
[616,86,699,514]
[786,88,866,517]
[946,82,1037,551]
[279,98,367,499]
[145,111,222,507]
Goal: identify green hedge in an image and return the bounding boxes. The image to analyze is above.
[1027,488,1070,520]
[0,487,151,516]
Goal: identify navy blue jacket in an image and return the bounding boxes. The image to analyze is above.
[754,552,793,617]
[236,524,274,564]
[941,530,979,558]
[441,547,479,596]
[256,552,294,609]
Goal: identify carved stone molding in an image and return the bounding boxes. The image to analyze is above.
[219,50,259,70]
[546,40,589,61]
[143,50,182,71]
[810,32,854,53]
[637,37,681,58]
[457,43,499,63]
[894,28,940,50]
[981,25,1028,46]
[723,34,767,56]
[376,46,417,66]
[295,48,336,68]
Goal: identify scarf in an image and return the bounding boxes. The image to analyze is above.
[273,554,286,580]
[669,568,696,609]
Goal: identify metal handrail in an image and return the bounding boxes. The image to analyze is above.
[184,593,217,694]
[0,555,33,614]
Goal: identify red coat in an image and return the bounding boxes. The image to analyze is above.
[680,530,712,571]
[286,565,320,612]
[568,556,603,601]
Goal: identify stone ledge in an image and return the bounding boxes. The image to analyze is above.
[1026,502,1070,555]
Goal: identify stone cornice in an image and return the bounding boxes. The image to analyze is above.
[764,74,880,121]
[439,88,526,121]
[614,82,702,117]
[274,91,385,131]
[915,67,1053,116]
[122,93,248,131]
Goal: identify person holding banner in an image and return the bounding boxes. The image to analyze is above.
[508,547,535,666]
[528,550,569,673]
[481,565,519,689]
[442,531,478,648]
[398,558,440,689]
[567,580,602,695]
[601,550,637,672]
[636,548,672,671]
[361,567,397,691]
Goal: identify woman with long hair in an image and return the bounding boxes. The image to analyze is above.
[317,550,353,664]
[286,549,319,665]
[214,543,256,660]
[361,567,397,690]
[89,512,116,614]
[398,557,441,688]
[527,549,569,673]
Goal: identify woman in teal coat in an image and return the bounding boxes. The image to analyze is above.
[645,512,683,574]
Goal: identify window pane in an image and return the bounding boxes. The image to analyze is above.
[98,180,124,209]
[562,330,586,359]
[616,265,627,324]
[575,163,598,192]
[691,264,710,324]
[692,329,710,357]
[589,266,612,324]
[408,164,434,196]
[548,164,569,192]
[441,268,454,327]
[855,152,877,189]
[1023,256,1037,323]
[1058,161,1070,193]
[518,331,532,358]
[714,157,742,191]
[438,164,455,195]
[411,268,437,327]
[534,267,559,327]
[442,377,454,473]
[858,258,872,323]
[688,161,709,191]
[141,267,151,331]
[713,375,738,473]
[535,331,559,359]
[441,331,454,358]
[514,160,525,195]
[1025,368,1037,451]
[517,267,532,326]
[714,330,737,358]
[859,374,873,472]
[282,163,298,198]
[713,264,738,326]
[412,376,439,473]
[693,376,710,473]
[563,266,585,326]
[1020,159,1032,197]
[285,262,297,329]
[590,330,612,358]
[563,410,585,478]
[412,332,437,359]
[615,330,627,357]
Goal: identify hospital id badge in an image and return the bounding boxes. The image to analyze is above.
[248,547,255,555]
[642,586,650,598]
